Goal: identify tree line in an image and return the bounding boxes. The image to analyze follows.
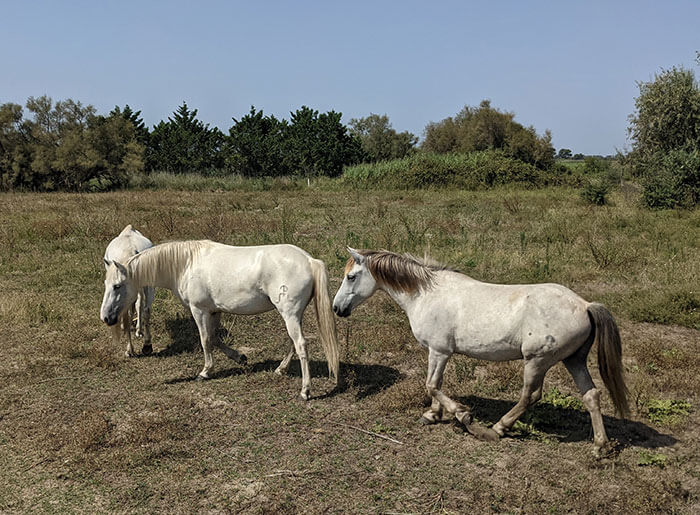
[0,96,559,192]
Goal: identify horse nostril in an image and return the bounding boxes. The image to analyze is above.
[333,305,339,314]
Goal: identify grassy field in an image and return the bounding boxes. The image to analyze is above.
[0,184,699,513]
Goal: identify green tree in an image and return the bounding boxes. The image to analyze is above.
[628,67,700,208]
[348,113,417,162]
[111,104,149,145]
[557,148,572,159]
[226,106,287,177]
[283,106,364,177]
[147,102,224,173]
[628,67,700,159]
[0,96,143,191]
[422,100,554,169]
[0,103,32,189]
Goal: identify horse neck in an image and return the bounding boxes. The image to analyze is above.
[128,243,193,290]
[378,284,423,316]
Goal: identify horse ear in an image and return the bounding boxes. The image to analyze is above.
[114,261,128,276]
[347,247,364,265]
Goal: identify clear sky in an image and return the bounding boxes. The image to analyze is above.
[1,1,698,155]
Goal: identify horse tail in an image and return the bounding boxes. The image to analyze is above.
[587,302,629,418]
[309,257,340,384]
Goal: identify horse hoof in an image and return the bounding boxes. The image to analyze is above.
[142,344,152,356]
[466,423,500,442]
[298,392,310,401]
[419,416,436,426]
[195,375,209,382]
[238,354,247,365]
[125,351,135,358]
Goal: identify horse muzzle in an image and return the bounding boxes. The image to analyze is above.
[332,303,352,318]
[102,314,119,326]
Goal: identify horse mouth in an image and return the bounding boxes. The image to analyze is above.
[103,316,118,326]
[333,305,351,318]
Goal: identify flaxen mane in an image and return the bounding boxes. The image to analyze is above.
[346,250,453,293]
[127,240,210,286]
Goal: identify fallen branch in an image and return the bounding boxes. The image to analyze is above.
[264,469,312,478]
[330,422,403,445]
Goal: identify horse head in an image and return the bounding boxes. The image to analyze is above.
[100,259,137,326]
[332,247,379,317]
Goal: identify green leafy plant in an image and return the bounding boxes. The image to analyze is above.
[646,399,693,426]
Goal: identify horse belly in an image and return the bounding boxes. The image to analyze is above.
[209,283,274,315]
[455,335,524,362]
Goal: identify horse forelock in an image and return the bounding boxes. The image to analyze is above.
[350,250,448,293]
[126,240,209,286]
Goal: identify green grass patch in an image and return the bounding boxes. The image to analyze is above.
[645,399,693,426]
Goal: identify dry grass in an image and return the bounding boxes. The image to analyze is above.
[0,186,699,513]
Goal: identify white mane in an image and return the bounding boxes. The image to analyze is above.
[126,240,212,287]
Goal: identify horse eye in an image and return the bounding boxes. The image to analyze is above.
[113,284,121,290]
[347,274,356,282]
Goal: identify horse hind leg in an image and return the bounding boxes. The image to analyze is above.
[563,349,609,455]
[274,343,295,376]
[281,312,311,401]
[492,357,548,437]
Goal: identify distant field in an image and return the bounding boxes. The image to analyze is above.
[0,185,698,512]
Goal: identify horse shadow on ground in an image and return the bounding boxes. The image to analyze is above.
[154,314,203,357]
[162,358,401,400]
[157,315,401,398]
[455,394,677,450]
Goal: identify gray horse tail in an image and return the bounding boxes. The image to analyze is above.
[309,258,340,384]
[588,302,629,418]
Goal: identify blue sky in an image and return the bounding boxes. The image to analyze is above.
[1,1,698,155]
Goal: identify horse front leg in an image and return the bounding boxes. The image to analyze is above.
[136,287,154,355]
[191,307,217,380]
[492,357,547,437]
[122,311,135,357]
[211,313,247,365]
[423,348,500,441]
[422,348,471,425]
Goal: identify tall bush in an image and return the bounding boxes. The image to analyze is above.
[628,67,700,208]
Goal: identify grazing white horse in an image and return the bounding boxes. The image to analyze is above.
[101,240,339,399]
[101,225,155,356]
[333,248,628,455]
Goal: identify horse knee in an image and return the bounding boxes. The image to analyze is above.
[529,388,543,405]
[582,388,601,412]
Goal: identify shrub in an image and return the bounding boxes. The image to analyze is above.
[342,150,557,190]
[640,149,700,209]
[580,178,610,205]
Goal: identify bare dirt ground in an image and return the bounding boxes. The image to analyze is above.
[0,189,698,513]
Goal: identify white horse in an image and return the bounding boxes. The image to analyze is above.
[100,240,339,399]
[101,225,155,357]
[333,248,628,455]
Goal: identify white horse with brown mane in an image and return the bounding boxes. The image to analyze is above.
[333,248,628,455]
[100,240,339,399]
[101,225,155,357]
